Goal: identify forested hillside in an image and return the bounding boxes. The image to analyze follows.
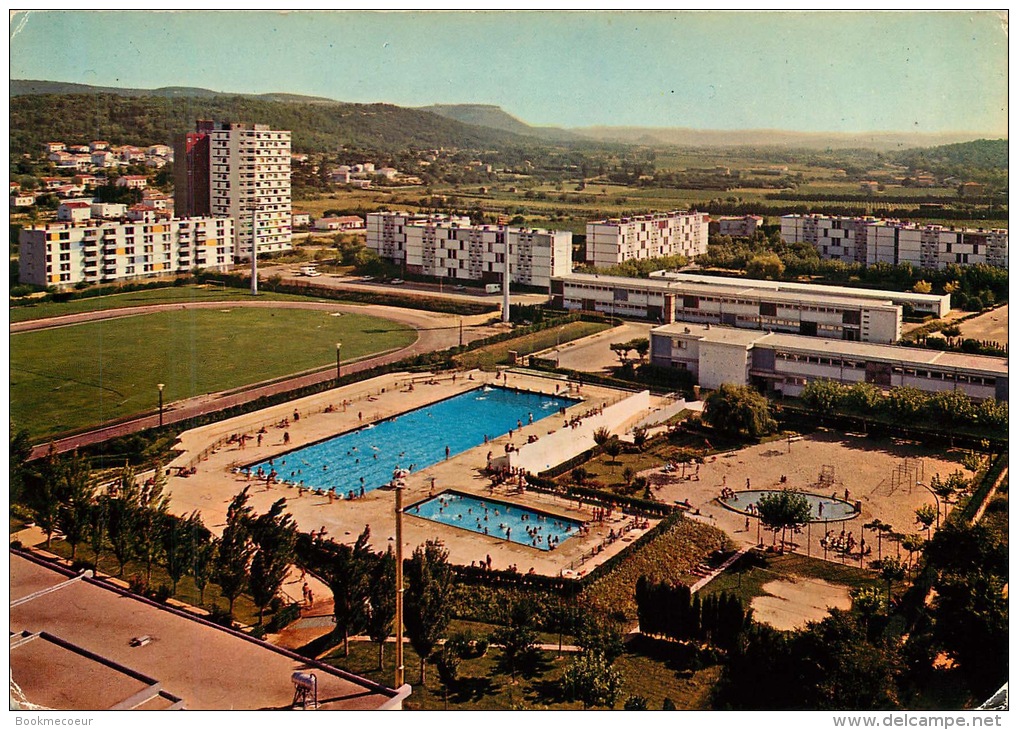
[9,93,535,155]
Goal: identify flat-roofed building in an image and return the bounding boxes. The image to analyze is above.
[404,221,573,289]
[19,217,235,288]
[648,270,951,318]
[10,551,409,710]
[650,322,1007,401]
[708,215,764,238]
[366,211,470,263]
[781,214,1008,270]
[552,272,902,343]
[586,210,708,268]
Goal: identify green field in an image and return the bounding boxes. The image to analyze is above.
[11,308,416,439]
[9,285,337,324]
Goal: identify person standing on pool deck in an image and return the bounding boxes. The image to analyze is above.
[445,445,450,460]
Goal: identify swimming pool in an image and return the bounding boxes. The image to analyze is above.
[718,489,858,522]
[247,386,575,497]
[408,491,584,551]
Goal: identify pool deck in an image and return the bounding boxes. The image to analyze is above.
[164,369,667,577]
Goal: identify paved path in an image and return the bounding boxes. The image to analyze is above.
[22,300,500,459]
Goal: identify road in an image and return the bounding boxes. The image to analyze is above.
[22,300,501,459]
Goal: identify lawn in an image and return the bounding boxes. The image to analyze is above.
[454,320,611,370]
[9,284,336,323]
[321,634,718,710]
[10,307,416,439]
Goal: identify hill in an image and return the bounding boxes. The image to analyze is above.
[8,91,537,156]
[11,79,340,105]
[571,126,996,151]
[892,138,1008,171]
[421,104,579,142]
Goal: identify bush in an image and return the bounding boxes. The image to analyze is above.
[10,539,23,550]
[249,625,267,639]
[266,602,302,632]
[152,583,173,604]
[127,574,149,595]
[10,284,36,297]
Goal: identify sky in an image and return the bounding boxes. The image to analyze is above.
[8,10,1009,134]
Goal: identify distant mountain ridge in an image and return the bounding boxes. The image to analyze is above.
[420,104,580,142]
[10,79,342,105]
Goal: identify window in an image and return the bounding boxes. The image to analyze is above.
[760,302,777,317]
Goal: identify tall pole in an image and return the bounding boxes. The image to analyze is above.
[394,482,405,689]
[157,383,165,427]
[336,342,342,381]
[458,317,463,349]
[250,204,259,296]
[502,236,510,323]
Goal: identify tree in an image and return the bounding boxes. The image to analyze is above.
[911,280,932,294]
[309,526,375,655]
[622,466,636,488]
[215,488,254,616]
[609,342,633,365]
[801,379,845,417]
[561,650,624,709]
[106,464,141,576]
[434,642,461,709]
[191,523,216,605]
[577,613,626,665]
[27,445,62,549]
[702,384,776,438]
[632,426,648,451]
[873,556,906,603]
[365,547,397,670]
[404,540,454,686]
[624,696,648,710]
[570,466,589,486]
[900,533,926,571]
[87,496,108,571]
[249,497,298,624]
[56,452,96,560]
[756,490,812,551]
[592,427,611,448]
[603,437,623,472]
[883,386,929,424]
[9,424,33,505]
[632,338,649,363]
[746,252,785,279]
[136,464,170,582]
[489,599,539,684]
[914,504,937,535]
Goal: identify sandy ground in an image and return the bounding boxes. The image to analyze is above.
[162,368,662,578]
[641,429,974,562]
[958,304,1008,345]
[751,578,852,630]
[534,321,654,373]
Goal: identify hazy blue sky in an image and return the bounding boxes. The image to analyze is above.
[9,10,1008,134]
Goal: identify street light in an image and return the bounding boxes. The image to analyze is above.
[917,481,941,529]
[393,472,406,690]
[336,342,342,381]
[157,383,165,427]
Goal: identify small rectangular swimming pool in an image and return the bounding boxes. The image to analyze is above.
[408,492,584,551]
[247,386,576,497]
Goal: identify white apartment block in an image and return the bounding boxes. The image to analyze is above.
[585,211,708,268]
[19,218,235,289]
[209,123,292,259]
[650,322,1007,402]
[366,211,471,263]
[404,221,573,289]
[781,214,1008,270]
[708,215,764,238]
[552,272,902,343]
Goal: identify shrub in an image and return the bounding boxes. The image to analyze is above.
[152,583,173,604]
[206,604,235,628]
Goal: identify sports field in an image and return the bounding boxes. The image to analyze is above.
[10,308,415,439]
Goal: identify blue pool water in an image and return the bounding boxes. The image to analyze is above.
[247,387,575,497]
[719,490,858,522]
[409,492,583,551]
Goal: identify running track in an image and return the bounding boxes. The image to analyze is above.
[17,300,498,459]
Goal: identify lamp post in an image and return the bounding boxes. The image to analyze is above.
[394,475,406,689]
[336,342,342,381]
[917,481,941,529]
[157,383,165,427]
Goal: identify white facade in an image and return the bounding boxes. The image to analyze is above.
[648,271,951,318]
[650,322,1008,402]
[552,273,902,343]
[11,194,35,207]
[781,214,1008,269]
[57,202,92,223]
[585,211,708,267]
[404,222,573,289]
[19,218,235,288]
[366,211,471,263]
[709,215,764,238]
[209,123,292,258]
[90,202,128,219]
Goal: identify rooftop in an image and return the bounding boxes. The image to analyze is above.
[10,550,408,711]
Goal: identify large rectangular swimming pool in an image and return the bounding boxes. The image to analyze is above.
[248,386,575,497]
[408,491,583,551]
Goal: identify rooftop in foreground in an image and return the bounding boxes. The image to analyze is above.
[10,550,409,711]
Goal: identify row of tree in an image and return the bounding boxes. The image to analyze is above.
[800,379,1007,433]
[635,578,752,651]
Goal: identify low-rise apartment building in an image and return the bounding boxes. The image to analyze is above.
[650,322,1007,402]
[19,217,235,288]
[648,271,950,318]
[551,272,902,343]
[314,215,365,231]
[781,214,1008,269]
[404,221,573,289]
[585,211,708,268]
[708,215,764,238]
[366,211,471,264]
